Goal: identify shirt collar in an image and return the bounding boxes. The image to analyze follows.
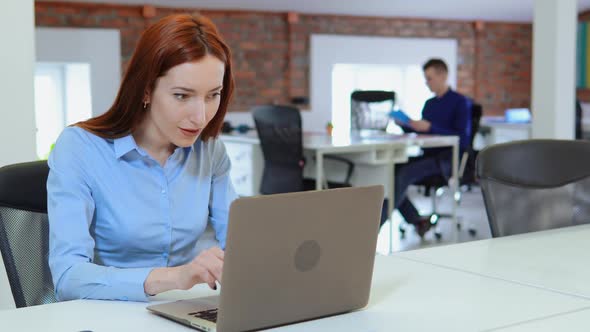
[113,134,195,160]
[113,134,143,159]
[437,87,453,99]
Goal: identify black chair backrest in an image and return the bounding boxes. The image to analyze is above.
[461,102,483,184]
[351,90,396,103]
[470,103,483,148]
[350,90,396,131]
[252,105,305,194]
[576,99,583,140]
[476,140,590,237]
[0,160,56,307]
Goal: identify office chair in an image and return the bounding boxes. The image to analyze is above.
[0,160,57,307]
[576,99,583,140]
[477,139,590,237]
[252,105,355,194]
[350,90,396,132]
[406,102,483,239]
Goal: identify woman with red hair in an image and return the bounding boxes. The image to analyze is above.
[47,14,236,301]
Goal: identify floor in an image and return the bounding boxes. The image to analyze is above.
[376,184,491,255]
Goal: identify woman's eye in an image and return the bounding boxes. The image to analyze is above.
[174,93,187,101]
[206,92,221,100]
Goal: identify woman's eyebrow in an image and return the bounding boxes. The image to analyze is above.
[171,86,195,92]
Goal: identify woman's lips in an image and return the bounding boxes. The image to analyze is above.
[180,128,200,137]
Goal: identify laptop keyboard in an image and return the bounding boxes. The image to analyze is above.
[188,308,218,323]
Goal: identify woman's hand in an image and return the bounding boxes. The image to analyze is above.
[143,247,224,296]
[176,247,224,290]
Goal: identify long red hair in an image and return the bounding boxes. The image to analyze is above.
[76,14,234,141]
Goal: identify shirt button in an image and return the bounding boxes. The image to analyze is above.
[162,252,168,258]
[161,189,166,194]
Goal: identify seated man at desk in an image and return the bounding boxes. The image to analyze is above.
[394,58,471,236]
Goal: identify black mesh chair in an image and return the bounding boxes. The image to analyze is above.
[350,90,396,132]
[576,99,583,140]
[477,139,590,237]
[410,102,483,238]
[252,105,355,194]
[0,160,56,307]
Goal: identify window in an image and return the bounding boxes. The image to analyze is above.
[34,63,92,159]
[331,64,432,135]
[310,34,457,135]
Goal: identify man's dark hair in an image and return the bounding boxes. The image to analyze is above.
[423,58,448,73]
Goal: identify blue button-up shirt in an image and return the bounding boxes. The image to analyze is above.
[422,89,471,150]
[47,126,237,302]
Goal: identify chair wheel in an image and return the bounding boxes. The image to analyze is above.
[457,222,462,230]
[434,232,442,240]
[399,226,406,237]
[429,214,439,225]
[468,229,477,236]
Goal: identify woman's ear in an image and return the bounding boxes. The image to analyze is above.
[143,91,151,104]
[143,92,151,109]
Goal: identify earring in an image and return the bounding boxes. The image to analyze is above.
[143,101,148,109]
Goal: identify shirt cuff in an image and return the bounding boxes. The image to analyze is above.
[108,266,155,302]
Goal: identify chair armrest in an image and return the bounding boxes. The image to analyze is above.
[324,155,355,184]
[458,151,469,179]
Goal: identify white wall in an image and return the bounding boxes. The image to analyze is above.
[35,27,121,117]
[0,1,32,309]
[224,112,255,128]
[224,107,313,131]
[531,0,577,139]
[310,34,458,133]
[0,0,37,168]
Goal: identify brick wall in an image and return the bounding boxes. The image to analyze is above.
[474,23,532,114]
[35,2,532,115]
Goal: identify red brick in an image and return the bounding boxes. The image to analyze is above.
[35,1,534,114]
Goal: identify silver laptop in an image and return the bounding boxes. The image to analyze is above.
[147,185,384,332]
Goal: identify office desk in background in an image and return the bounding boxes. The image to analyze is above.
[476,117,531,150]
[221,132,459,254]
[1,252,589,331]
[221,132,458,198]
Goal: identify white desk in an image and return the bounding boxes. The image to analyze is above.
[221,132,459,254]
[398,224,590,299]
[1,255,588,332]
[477,117,531,150]
[494,307,590,332]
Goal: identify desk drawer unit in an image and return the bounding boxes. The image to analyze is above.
[223,141,263,196]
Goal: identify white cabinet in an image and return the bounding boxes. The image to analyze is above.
[491,126,531,144]
[221,136,263,197]
[477,119,531,149]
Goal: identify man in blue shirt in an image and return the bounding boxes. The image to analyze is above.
[394,58,471,236]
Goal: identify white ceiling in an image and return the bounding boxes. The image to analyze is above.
[38,0,590,22]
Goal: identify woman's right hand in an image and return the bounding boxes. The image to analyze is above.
[176,247,224,290]
[144,247,224,296]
